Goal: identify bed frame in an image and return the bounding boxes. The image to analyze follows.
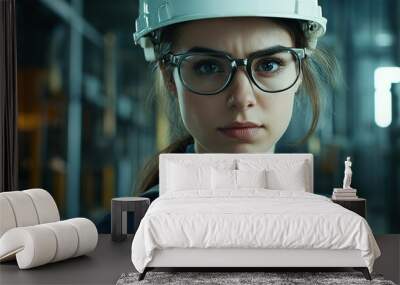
[138,153,372,281]
[139,248,371,280]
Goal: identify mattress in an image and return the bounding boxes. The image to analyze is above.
[131,189,381,273]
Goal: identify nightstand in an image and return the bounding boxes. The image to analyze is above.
[111,197,150,242]
[331,198,366,218]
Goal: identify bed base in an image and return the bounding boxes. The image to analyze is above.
[137,248,372,281]
[138,267,371,281]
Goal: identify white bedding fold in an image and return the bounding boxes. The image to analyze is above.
[131,189,380,273]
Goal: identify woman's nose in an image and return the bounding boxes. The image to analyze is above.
[225,67,257,110]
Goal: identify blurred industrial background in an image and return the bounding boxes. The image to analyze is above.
[15,0,400,234]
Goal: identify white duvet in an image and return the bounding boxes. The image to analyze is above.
[131,189,381,273]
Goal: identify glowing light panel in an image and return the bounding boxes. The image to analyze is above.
[374,67,400,128]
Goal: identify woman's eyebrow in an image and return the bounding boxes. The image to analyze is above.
[185,45,288,57]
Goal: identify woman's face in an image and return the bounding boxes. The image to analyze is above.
[162,17,302,153]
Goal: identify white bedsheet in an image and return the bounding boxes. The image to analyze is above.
[131,189,380,273]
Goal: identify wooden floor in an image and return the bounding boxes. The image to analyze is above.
[0,234,399,284]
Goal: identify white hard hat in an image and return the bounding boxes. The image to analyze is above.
[133,0,327,62]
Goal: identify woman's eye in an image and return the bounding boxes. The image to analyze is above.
[255,60,281,73]
[193,61,224,75]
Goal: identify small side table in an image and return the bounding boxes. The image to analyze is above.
[331,198,366,219]
[111,197,150,242]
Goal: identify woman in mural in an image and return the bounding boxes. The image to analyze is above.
[133,0,338,201]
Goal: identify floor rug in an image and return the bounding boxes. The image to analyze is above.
[116,271,396,285]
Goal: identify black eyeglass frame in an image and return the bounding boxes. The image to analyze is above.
[161,46,307,96]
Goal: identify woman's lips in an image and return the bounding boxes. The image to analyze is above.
[218,126,263,141]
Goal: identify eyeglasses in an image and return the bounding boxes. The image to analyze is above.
[161,46,306,96]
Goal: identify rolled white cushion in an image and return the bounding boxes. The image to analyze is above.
[0,218,98,269]
[23,189,60,224]
[0,191,39,227]
[42,221,79,262]
[0,226,57,269]
[0,196,17,237]
[65,218,98,257]
[0,189,60,239]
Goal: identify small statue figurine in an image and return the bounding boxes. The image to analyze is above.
[342,156,353,189]
[332,156,357,199]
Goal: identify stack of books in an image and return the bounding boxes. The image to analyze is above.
[332,188,358,200]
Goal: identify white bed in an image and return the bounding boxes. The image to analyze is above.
[131,153,381,281]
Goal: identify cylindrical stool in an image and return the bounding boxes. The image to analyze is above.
[111,197,150,242]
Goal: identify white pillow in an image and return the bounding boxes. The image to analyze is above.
[237,158,309,191]
[236,169,268,188]
[265,163,307,191]
[167,162,212,192]
[211,168,268,190]
[211,168,237,190]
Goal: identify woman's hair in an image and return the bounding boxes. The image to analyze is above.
[133,18,340,196]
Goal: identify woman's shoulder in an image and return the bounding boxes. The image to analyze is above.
[185,143,195,153]
[139,184,159,202]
